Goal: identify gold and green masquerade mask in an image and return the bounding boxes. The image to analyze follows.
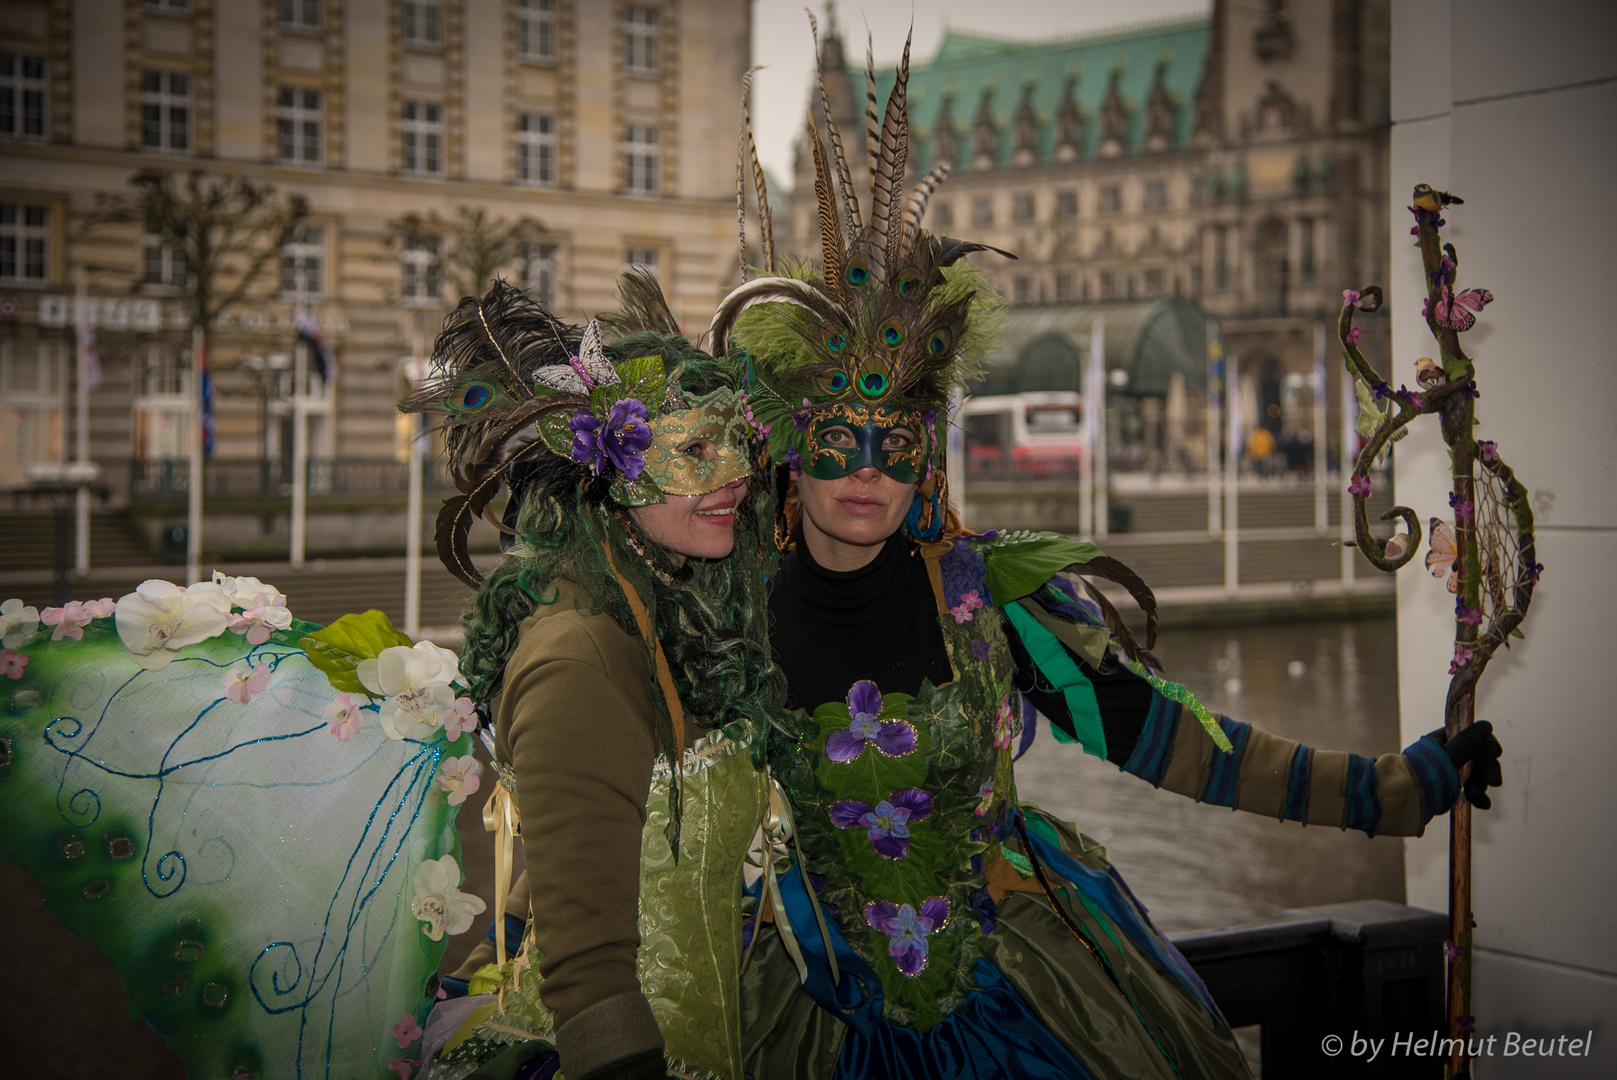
[804,401,930,483]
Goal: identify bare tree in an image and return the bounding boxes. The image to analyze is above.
[86,169,311,338]
[387,205,549,305]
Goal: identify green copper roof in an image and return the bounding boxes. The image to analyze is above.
[861,16,1209,170]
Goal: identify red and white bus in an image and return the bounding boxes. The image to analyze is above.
[959,392,1087,480]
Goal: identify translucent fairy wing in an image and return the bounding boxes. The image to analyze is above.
[0,617,466,1079]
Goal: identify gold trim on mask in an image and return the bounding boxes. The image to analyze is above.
[641,389,752,498]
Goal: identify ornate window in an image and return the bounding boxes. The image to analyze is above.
[0,53,47,142]
[278,87,323,166]
[623,6,659,76]
[401,100,444,177]
[623,124,659,196]
[516,0,557,62]
[0,202,48,284]
[279,0,321,30]
[0,340,65,484]
[400,0,444,48]
[400,234,442,304]
[142,71,192,155]
[280,227,325,301]
[516,113,556,187]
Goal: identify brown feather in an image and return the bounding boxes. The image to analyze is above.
[807,110,845,296]
[868,31,911,277]
[808,9,861,233]
[736,76,750,283]
[902,162,951,237]
[865,35,880,183]
[608,267,682,335]
[745,90,776,273]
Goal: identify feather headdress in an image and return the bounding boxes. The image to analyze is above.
[710,16,1013,477]
[401,278,742,587]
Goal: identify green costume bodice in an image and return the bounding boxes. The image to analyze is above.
[767,538,1027,1032]
[492,728,767,1079]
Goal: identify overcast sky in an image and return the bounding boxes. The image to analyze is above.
[750,0,1211,188]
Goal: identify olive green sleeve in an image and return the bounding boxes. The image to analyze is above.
[496,609,663,1054]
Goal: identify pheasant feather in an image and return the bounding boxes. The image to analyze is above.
[809,9,861,234]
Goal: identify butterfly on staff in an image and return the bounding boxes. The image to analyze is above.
[1428,518,1459,593]
[1432,284,1494,332]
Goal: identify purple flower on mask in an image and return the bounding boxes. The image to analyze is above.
[824,681,917,762]
[863,897,949,977]
[830,788,934,859]
[570,400,652,479]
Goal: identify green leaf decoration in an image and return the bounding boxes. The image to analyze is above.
[610,472,665,508]
[537,413,575,457]
[615,355,667,406]
[297,610,413,695]
[981,533,1104,607]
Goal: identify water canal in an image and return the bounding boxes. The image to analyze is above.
[1015,617,1407,936]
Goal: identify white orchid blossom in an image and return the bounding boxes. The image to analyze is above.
[213,573,293,645]
[410,854,485,941]
[356,641,463,741]
[115,580,232,669]
[1,598,41,649]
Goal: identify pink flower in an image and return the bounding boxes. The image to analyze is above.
[1444,940,1466,965]
[224,661,271,705]
[1449,643,1475,675]
[435,755,483,807]
[1478,440,1499,462]
[1348,474,1372,498]
[1,649,27,680]
[326,693,363,741]
[949,589,985,624]
[1345,326,1364,346]
[1343,289,1362,308]
[444,696,478,741]
[992,695,1018,750]
[1384,533,1410,559]
[391,1013,423,1049]
[39,598,114,642]
[387,1059,419,1079]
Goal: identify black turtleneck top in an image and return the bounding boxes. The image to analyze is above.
[768,531,954,712]
[767,530,1151,767]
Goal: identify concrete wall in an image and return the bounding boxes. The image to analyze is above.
[1390,2,1617,1075]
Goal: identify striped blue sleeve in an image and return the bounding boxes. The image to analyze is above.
[1402,734,1462,825]
[1344,753,1382,835]
[1200,717,1251,807]
[1121,692,1181,787]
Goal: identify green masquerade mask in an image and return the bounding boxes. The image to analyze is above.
[804,401,930,483]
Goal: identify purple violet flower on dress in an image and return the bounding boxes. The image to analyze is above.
[863,897,949,977]
[970,639,991,662]
[829,789,934,859]
[824,681,917,762]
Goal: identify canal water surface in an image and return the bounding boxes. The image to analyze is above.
[1014,617,1407,936]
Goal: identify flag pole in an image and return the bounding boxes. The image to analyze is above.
[290,277,309,569]
[1224,355,1241,594]
[1313,321,1329,534]
[404,334,426,638]
[73,267,93,575]
[1207,322,1222,536]
[187,324,204,585]
[1091,317,1108,540]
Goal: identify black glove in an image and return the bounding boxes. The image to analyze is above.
[1425,720,1503,810]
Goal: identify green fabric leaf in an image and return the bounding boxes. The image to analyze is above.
[298,610,412,695]
[981,533,1104,606]
[1003,602,1105,759]
[537,413,574,457]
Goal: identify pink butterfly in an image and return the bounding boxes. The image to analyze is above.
[1432,285,1493,332]
[1427,518,1459,594]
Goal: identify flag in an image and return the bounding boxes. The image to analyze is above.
[199,339,216,457]
[77,308,101,392]
[296,306,338,384]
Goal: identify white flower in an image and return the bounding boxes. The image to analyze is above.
[1,598,41,649]
[114,580,232,669]
[356,641,463,741]
[212,572,287,610]
[410,854,485,941]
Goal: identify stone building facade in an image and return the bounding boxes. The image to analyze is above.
[787,0,1391,456]
[0,0,750,496]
